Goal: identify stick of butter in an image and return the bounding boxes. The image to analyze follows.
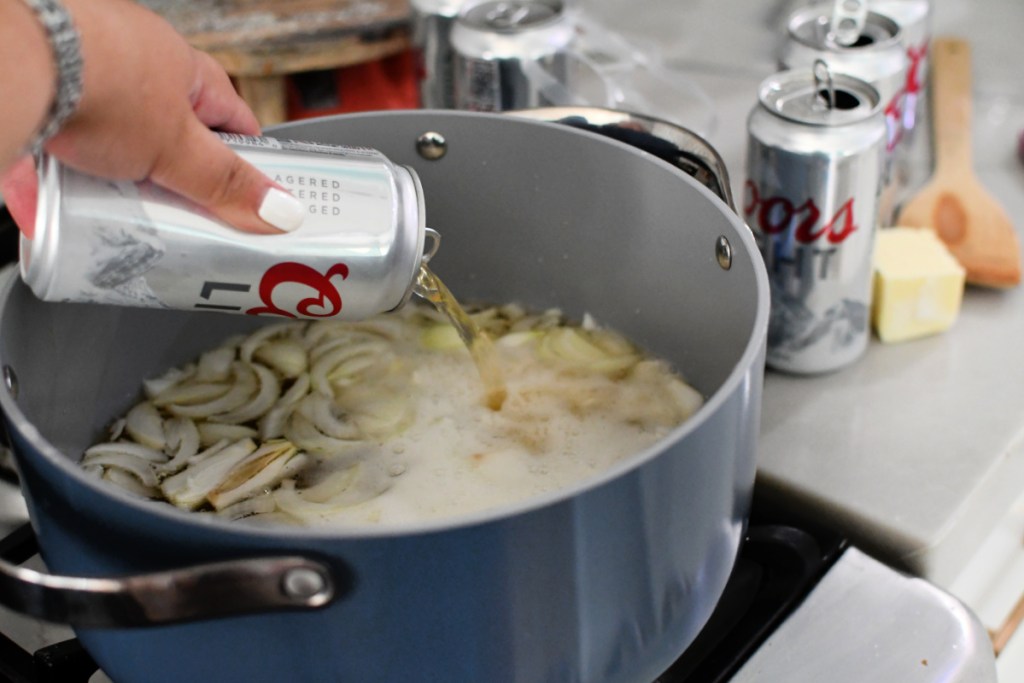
[872,227,966,343]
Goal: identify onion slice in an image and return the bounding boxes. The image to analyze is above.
[156,417,201,475]
[208,362,280,425]
[124,402,165,451]
[208,441,306,511]
[160,438,256,509]
[166,362,257,419]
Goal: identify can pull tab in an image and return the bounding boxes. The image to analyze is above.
[829,0,867,47]
[422,228,441,264]
[813,59,837,111]
[485,2,532,28]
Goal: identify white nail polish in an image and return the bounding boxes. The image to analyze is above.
[258,188,305,232]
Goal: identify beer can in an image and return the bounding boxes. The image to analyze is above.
[744,66,888,374]
[20,134,430,321]
[411,0,465,109]
[869,0,931,132]
[780,7,908,152]
[450,0,576,112]
[795,0,931,133]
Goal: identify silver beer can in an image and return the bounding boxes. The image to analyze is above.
[744,66,887,374]
[450,0,575,112]
[780,7,908,152]
[795,0,932,133]
[21,134,429,321]
[869,0,931,133]
[411,0,465,109]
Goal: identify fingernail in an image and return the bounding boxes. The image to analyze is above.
[258,188,304,232]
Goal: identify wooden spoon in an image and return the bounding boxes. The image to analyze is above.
[896,37,1021,288]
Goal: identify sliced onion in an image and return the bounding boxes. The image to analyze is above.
[195,346,236,382]
[143,365,195,399]
[309,341,388,396]
[284,411,362,457]
[667,378,704,421]
[166,362,257,418]
[156,417,201,475]
[259,373,311,440]
[151,381,231,408]
[539,328,639,376]
[239,321,307,364]
[273,462,390,518]
[304,321,378,352]
[295,394,361,440]
[347,317,405,340]
[208,362,280,425]
[208,444,307,511]
[160,438,256,509]
[82,453,159,487]
[254,340,308,378]
[495,330,541,349]
[352,399,412,439]
[124,401,165,451]
[216,493,278,520]
[103,466,160,498]
[187,438,233,465]
[420,325,463,351]
[84,442,167,463]
[197,423,258,449]
[108,417,126,441]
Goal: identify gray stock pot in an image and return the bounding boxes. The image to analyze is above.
[0,109,768,683]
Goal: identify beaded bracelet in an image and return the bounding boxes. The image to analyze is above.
[22,0,83,152]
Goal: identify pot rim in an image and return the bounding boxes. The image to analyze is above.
[0,110,770,541]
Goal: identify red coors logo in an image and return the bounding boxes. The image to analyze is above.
[246,262,350,318]
[743,180,858,245]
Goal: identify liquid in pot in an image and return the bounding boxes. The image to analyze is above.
[79,296,704,527]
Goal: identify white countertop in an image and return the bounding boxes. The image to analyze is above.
[582,0,1024,586]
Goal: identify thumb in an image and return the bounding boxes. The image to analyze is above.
[0,156,40,238]
[149,122,304,235]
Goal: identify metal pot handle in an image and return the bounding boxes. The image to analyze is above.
[508,106,736,211]
[0,519,343,628]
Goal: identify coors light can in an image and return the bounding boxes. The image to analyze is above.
[411,0,465,109]
[20,135,429,321]
[745,66,887,374]
[780,7,908,153]
[797,0,932,134]
[450,0,575,112]
[869,0,931,133]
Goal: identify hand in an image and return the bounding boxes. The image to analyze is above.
[1,0,303,238]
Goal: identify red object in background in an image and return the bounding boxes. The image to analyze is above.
[285,49,420,119]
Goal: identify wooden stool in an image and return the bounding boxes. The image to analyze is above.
[142,0,413,126]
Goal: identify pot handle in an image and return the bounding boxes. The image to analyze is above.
[0,522,344,628]
[508,106,736,212]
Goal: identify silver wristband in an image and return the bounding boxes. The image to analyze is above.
[22,0,84,151]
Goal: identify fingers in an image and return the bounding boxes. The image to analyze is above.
[0,156,39,238]
[190,51,261,136]
[148,120,303,235]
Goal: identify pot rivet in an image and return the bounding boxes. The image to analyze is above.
[416,131,447,160]
[3,366,16,399]
[282,567,329,602]
[715,236,733,271]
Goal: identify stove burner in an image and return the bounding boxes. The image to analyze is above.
[657,524,845,682]
[0,524,98,683]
